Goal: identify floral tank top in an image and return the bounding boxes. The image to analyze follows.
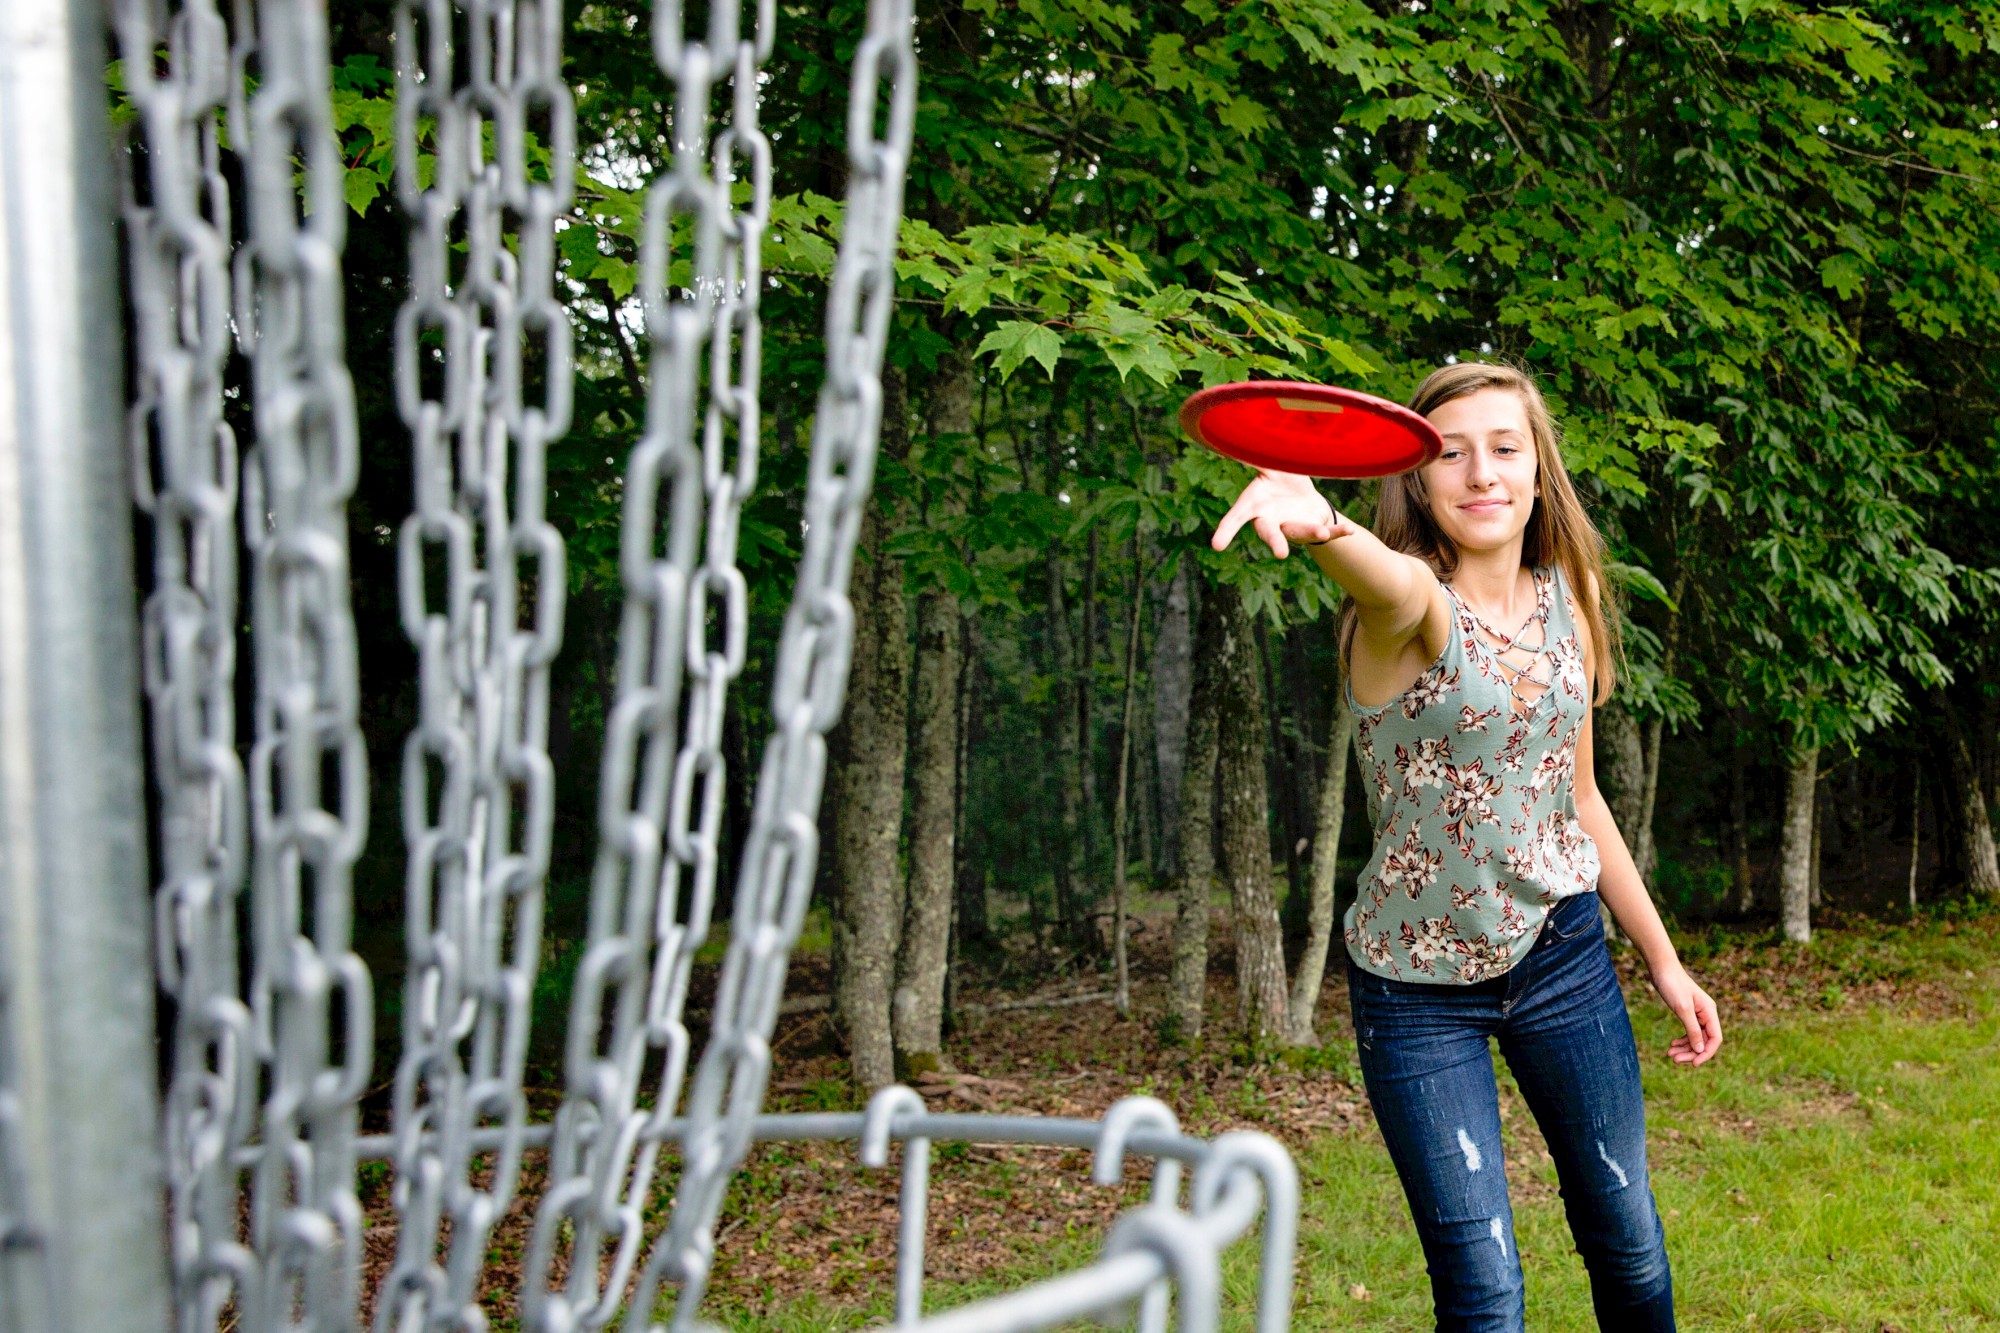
[1342,565,1600,984]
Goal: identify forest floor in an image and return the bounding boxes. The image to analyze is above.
[361,897,2000,1332]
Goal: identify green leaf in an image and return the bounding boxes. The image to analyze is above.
[975,321,1063,380]
[342,165,385,217]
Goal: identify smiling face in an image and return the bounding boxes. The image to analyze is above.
[1420,387,1541,557]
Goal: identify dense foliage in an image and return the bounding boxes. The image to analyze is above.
[313,0,2000,1078]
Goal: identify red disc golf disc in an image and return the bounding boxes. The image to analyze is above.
[1179,381,1442,479]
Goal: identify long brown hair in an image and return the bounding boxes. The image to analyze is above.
[1341,362,1622,702]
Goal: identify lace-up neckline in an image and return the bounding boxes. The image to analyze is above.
[1445,569,1556,719]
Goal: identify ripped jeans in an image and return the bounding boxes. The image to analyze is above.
[1345,890,1674,1333]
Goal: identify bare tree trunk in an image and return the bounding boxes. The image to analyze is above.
[892,356,973,1077]
[1168,588,1222,1040]
[1635,715,1663,882]
[1936,692,2000,898]
[1287,702,1354,1047]
[1779,744,1818,944]
[894,585,961,1076]
[1213,585,1289,1040]
[829,500,911,1092]
[1152,561,1194,877]
[1111,542,1145,1017]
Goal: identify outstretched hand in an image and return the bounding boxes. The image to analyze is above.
[1210,469,1362,559]
[1651,962,1723,1067]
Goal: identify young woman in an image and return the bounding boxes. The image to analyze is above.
[1210,362,1722,1332]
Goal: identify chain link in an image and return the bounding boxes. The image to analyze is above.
[376,3,573,1329]
[116,0,910,1325]
[236,0,374,1325]
[115,1,261,1327]
[516,0,912,1323]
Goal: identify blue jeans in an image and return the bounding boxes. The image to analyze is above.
[1344,891,1675,1332]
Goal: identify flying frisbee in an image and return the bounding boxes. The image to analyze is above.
[1179,381,1443,479]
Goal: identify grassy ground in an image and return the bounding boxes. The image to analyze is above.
[1292,933,2000,1330]
[701,906,2000,1333]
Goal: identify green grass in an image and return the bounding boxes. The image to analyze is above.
[1293,979,2000,1330]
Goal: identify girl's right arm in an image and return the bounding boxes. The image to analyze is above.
[1209,469,1444,656]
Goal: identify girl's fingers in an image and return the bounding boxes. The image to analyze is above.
[1696,990,1724,1058]
[1677,1000,1706,1056]
[1252,515,1289,559]
[1211,495,1256,551]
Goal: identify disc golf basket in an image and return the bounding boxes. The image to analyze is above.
[0,0,1298,1329]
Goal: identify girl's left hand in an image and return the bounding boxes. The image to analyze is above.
[1651,962,1723,1067]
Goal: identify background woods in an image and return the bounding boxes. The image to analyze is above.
[287,0,2000,1095]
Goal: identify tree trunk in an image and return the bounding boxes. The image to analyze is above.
[1287,702,1354,1047]
[1110,542,1145,1017]
[1778,744,1817,944]
[894,584,961,1076]
[1635,715,1663,882]
[1152,561,1194,877]
[1936,694,2000,897]
[1168,587,1222,1040]
[828,500,911,1092]
[1213,584,1289,1040]
[1599,701,1646,840]
[892,355,974,1077]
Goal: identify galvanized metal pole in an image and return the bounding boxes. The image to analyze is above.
[0,0,174,1329]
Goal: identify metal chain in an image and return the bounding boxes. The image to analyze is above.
[634,0,916,1323]
[115,1,259,1327]
[376,2,573,1329]
[515,0,913,1322]
[234,0,374,1325]
[514,0,772,1320]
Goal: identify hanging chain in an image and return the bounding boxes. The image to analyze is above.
[235,0,374,1324]
[635,0,916,1322]
[514,0,772,1321]
[515,0,913,1322]
[116,1,259,1327]
[376,2,573,1329]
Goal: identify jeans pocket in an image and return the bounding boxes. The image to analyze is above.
[1543,890,1601,940]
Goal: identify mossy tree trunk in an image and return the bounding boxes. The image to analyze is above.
[1213,584,1288,1041]
[1167,583,1222,1040]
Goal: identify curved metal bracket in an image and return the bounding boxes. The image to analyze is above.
[860,1085,931,1326]
[1191,1131,1299,1333]
[1103,1206,1221,1333]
